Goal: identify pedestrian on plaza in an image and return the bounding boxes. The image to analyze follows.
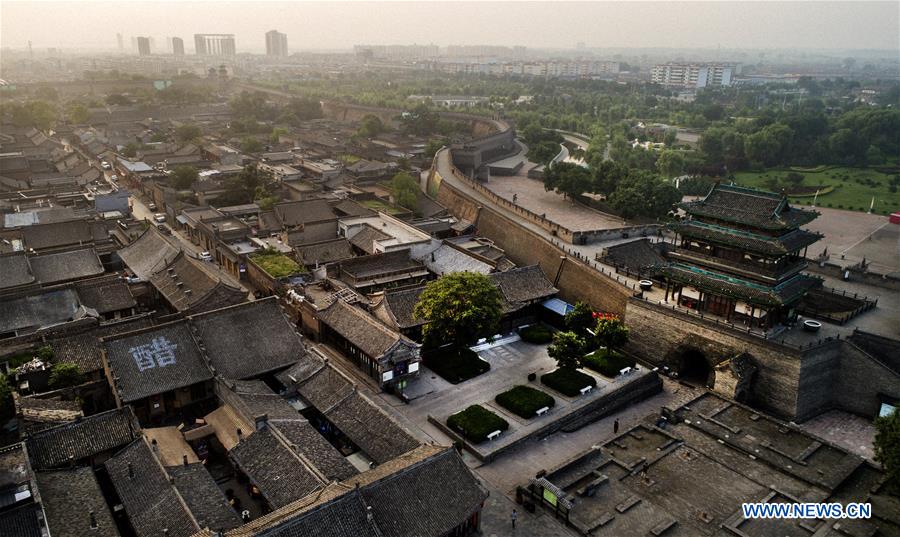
[614,418,620,434]
[511,509,518,529]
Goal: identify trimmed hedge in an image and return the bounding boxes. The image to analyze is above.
[424,348,489,384]
[495,385,555,419]
[519,324,553,344]
[582,349,635,378]
[447,405,509,443]
[541,368,597,397]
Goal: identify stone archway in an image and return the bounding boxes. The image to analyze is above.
[677,348,713,387]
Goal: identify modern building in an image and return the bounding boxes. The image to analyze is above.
[651,62,739,88]
[265,29,288,57]
[194,33,236,56]
[136,36,151,56]
[172,36,184,56]
[661,183,822,330]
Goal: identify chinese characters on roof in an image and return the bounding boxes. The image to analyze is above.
[129,336,178,372]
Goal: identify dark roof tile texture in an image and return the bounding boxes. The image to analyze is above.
[35,467,120,537]
[26,406,140,470]
[168,463,241,532]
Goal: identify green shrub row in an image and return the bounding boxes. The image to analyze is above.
[541,368,597,397]
[495,385,555,419]
[581,349,635,378]
[447,405,509,443]
[519,324,553,344]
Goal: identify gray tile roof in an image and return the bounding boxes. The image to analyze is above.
[103,321,213,403]
[417,243,492,276]
[188,298,300,379]
[251,448,487,537]
[105,439,200,537]
[325,392,419,464]
[29,248,104,285]
[117,227,180,279]
[49,316,155,374]
[229,426,324,509]
[0,503,42,537]
[271,419,359,482]
[0,288,87,336]
[317,300,402,358]
[275,352,327,386]
[275,199,337,227]
[0,252,35,289]
[149,252,246,314]
[296,238,356,266]
[25,406,141,470]
[35,467,120,537]
[378,287,425,329]
[295,365,355,412]
[74,276,136,314]
[168,463,241,532]
[680,183,818,231]
[348,224,392,254]
[490,265,558,313]
[21,219,104,250]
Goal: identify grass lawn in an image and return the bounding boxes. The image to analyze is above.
[582,348,635,378]
[518,324,553,344]
[424,348,490,384]
[361,198,406,215]
[732,166,899,214]
[495,385,555,419]
[447,405,509,443]
[541,368,597,397]
[250,251,305,279]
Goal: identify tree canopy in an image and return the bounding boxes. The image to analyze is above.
[171,166,199,190]
[548,331,586,371]
[594,317,629,352]
[358,114,386,138]
[391,172,419,213]
[175,124,203,144]
[874,409,900,495]
[564,302,596,336]
[49,362,84,389]
[413,272,502,349]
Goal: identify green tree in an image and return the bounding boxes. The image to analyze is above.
[240,136,264,154]
[105,93,132,106]
[874,409,900,494]
[171,166,199,190]
[122,143,139,158]
[548,331,586,371]
[656,150,685,179]
[544,162,593,199]
[66,103,90,124]
[607,170,681,220]
[424,139,444,160]
[358,114,386,138]
[175,124,202,144]
[223,163,272,205]
[528,140,563,165]
[414,272,503,349]
[594,317,629,352]
[564,302,595,336]
[391,172,419,212]
[865,145,884,165]
[49,362,84,389]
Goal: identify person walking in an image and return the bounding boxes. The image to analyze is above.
[511,508,518,529]
[614,418,620,434]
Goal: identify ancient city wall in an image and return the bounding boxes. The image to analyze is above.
[624,298,803,419]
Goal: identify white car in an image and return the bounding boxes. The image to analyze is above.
[101,161,111,170]
[198,251,213,262]
[153,213,166,223]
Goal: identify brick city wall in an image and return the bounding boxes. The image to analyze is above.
[624,299,803,419]
[810,340,900,419]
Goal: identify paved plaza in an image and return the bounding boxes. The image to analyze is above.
[797,409,877,461]
[805,206,900,273]
[485,174,624,232]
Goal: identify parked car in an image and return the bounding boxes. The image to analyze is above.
[147,202,158,211]
[153,213,166,223]
[101,161,111,170]
[156,224,171,235]
[198,251,213,262]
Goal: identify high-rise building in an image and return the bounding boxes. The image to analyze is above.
[172,37,185,56]
[265,30,288,57]
[194,34,236,56]
[136,36,151,56]
[651,63,740,88]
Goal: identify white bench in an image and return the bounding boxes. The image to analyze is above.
[580,385,593,395]
[487,430,502,441]
[619,367,632,376]
[535,406,550,417]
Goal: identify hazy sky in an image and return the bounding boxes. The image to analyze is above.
[2,1,898,52]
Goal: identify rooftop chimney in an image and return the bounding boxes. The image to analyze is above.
[183,454,189,466]
[89,510,98,529]
[127,463,134,478]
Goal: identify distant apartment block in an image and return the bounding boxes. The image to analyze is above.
[172,36,185,56]
[419,60,620,78]
[136,36,151,56]
[651,62,740,88]
[265,30,288,57]
[194,33,236,56]
[354,44,439,61]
